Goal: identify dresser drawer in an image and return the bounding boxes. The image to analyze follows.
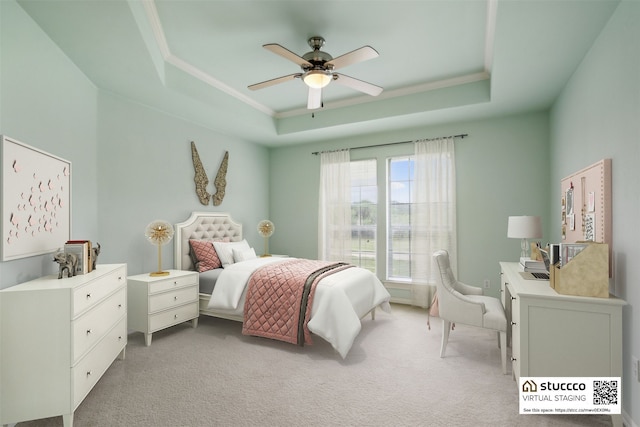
[149,302,198,333]
[148,285,198,313]
[72,317,126,409]
[73,265,127,317]
[149,274,197,294]
[73,288,126,361]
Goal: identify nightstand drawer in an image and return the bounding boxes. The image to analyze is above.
[149,302,198,333]
[149,275,197,294]
[73,265,126,317]
[149,286,198,313]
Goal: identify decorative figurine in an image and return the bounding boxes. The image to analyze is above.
[91,242,101,270]
[53,251,78,279]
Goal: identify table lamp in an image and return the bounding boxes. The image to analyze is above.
[145,219,174,276]
[507,216,542,259]
[257,219,274,257]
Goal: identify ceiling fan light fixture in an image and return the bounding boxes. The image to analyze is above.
[303,70,332,89]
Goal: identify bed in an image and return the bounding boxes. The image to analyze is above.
[174,211,391,358]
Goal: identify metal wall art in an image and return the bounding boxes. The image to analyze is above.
[190,141,228,206]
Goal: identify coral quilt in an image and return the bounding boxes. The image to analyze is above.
[208,257,391,358]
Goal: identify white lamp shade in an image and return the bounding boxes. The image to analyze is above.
[303,70,332,89]
[507,216,542,239]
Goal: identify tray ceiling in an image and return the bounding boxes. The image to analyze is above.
[16,0,619,146]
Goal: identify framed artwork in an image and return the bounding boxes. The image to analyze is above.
[1,135,71,261]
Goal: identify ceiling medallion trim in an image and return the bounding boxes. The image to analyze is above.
[274,71,491,119]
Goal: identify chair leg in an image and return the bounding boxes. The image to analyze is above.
[440,320,451,358]
[499,330,507,375]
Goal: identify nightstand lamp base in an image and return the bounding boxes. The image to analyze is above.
[149,271,170,277]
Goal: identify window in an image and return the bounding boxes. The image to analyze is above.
[350,159,377,272]
[387,156,414,281]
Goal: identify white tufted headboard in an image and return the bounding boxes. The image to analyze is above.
[174,212,243,271]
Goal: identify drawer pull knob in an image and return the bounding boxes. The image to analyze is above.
[118,336,122,341]
[511,296,516,300]
[86,293,92,299]
[118,276,123,280]
[174,314,178,319]
[511,321,517,326]
[174,296,178,301]
[118,304,122,309]
[511,357,517,362]
[86,371,92,377]
[86,329,92,335]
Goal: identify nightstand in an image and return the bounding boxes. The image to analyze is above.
[127,269,199,346]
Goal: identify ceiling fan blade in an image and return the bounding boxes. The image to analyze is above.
[248,73,301,91]
[263,44,312,67]
[326,46,379,70]
[307,87,322,110]
[333,73,383,96]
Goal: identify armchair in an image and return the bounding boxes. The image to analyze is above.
[433,250,507,374]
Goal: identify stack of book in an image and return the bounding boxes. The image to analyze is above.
[520,257,547,273]
[64,240,93,275]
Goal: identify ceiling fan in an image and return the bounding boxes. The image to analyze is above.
[248,36,383,110]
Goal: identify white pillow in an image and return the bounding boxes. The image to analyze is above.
[233,247,257,263]
[213,239,251,267]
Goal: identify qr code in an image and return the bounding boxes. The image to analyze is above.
[593,380,618,405]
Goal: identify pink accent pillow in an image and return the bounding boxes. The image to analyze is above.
[189,238,229,272]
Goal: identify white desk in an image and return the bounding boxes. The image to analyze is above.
[500,262,626,427]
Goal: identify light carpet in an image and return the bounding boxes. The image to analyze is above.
[18,304,613,426]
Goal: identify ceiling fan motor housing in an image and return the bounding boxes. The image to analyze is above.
[302,38,334,71]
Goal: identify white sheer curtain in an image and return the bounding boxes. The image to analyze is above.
[410,137,457,308]
[318,150,352,262]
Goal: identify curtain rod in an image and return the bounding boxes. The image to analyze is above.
[311,133,468,155]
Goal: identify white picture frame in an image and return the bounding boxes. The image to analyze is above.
[1,135,71,261]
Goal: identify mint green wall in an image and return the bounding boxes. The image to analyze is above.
[0,0,98,287]
[550,1,639,422]
[0,0,270,283]
[269,111,550,299]
[96,92,270,275]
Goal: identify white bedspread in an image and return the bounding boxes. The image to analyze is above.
[208,257,391,358]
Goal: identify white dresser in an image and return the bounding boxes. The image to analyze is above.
[500,262,626,427]
[127,269,199,346]
[0,264,127,427]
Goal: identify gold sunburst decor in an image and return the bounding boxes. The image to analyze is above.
[145,220,174,276]
[257,220,275,257]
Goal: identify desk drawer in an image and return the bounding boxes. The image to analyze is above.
[73,288,126,361]
[149,302,198,333]
[73,266,126,316]
[149,286,198,313]
[507,283,521,381]
[72,317,126,408]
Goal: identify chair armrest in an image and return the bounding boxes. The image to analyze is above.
[454,280,483,296]
[440,288,487,325]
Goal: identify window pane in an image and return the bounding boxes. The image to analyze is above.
[350,159,376,273]
[387,157,414,281]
